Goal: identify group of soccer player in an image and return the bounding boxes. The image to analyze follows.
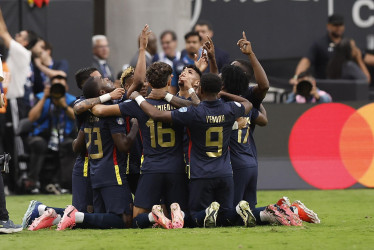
[20,25,320,231]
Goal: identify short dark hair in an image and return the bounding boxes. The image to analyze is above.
[75,67,98,89]
[184,31,201,42]
[50,75,67,82]
[183,64,202,78]
[44,40,53,55]
[194,20,213,31]
[233,59,254,82]
[221,65,248,96]
[82,77,100,99]
[24,30,39,50]
[160,30,177,41]
[328,14,344,26]
[146,62,172,89]
[200,73,222,94]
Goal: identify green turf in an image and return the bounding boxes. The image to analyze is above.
[1,189,374,250]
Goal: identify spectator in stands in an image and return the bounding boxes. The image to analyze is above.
[27,75,76,193]
[193,20,230,72]
[170,31,201,94]
[290,14,345,83]
[0,8,40,192]
[32,39,69,95]
[287,71,332,104]
[129,32,157,68]
[92,35,114,82]
[152,30,181,68]
[327,38,371,83]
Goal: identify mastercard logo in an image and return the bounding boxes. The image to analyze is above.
[288,103,374,190]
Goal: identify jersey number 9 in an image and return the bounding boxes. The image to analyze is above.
[206,127,223,157]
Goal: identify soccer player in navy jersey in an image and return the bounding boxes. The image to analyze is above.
[90,25,187,229]
[129,73,257,228]
[21,67,126,229]
[54,76,139,231]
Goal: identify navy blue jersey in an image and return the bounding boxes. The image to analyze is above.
[249,108,259,159]
[83,114,127,188]
[73,96,90,176]
[171,99,245,179]
[118,99,185,174]
[124,116,142,174]
[229,107,259,170]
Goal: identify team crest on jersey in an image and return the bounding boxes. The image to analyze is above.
[117,118,125,125]
[178,107,187,113]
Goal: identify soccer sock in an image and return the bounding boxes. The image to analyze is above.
[148,212,155,223]
[75,212,84,223]
[216,209,241,227]
[133,213,152,229]
[80,213,125,229]
[252,207,268,225]
[46,207,65,217]
[190,210,206,227]
[52,215,61,225]
[38,205,47,215]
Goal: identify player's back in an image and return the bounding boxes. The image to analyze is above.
[83,113,127,188]
[119,99,185,174]
[173,99,245,179]
[229,107,257,170]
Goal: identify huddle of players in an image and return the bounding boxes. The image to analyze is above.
[21,25,320,231]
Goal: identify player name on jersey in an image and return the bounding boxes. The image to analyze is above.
[206,115,225,124]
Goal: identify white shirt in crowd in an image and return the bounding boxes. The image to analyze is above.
[6,40,31,99]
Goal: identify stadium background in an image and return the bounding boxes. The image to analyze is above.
[1,0,373,190]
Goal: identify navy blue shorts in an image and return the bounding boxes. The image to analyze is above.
[233,167,258,209]
[72,174,93,213]
[188,176,234,214]
[93,183,133,215]
[126,173,140,195]
[134,173,188,212]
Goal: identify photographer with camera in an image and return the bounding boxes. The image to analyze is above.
[286,71,332,104]
[27,75,76,193]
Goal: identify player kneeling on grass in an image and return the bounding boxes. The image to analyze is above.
[24,77,139,231]
[129,73,258,228]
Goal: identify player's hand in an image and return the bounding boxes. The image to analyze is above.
[179,73,193,90]
[237,117,248,129]
[130,118,138,127]
[139,24,152,50]
[203,36,215,59]
[129,91,140,100]
[148,88,166,100]
[194,51,208,73]
[237,31,254,55]
[109,88,125,100]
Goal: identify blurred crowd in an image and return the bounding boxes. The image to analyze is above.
[0,10,373,195]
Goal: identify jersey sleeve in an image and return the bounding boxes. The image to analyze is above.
[230,101,245,120]
[171,106,194,126]
[118,100,141,118]
[250,107,259,122]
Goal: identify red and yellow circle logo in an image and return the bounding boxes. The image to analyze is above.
[289,103,374,189]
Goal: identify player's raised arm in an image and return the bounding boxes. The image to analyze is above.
[130,91,172,122]
[127,24,151,98]
[72,130,86,153]
[204,36,218,74]
[237,31,269,102]
[112,118,139,153]
[219,90,252,115]
[91,103,122,117]
[74,87,125,115]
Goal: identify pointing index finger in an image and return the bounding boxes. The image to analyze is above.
[242,31,247,41]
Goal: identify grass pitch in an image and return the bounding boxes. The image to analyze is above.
[1,189,374,250]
